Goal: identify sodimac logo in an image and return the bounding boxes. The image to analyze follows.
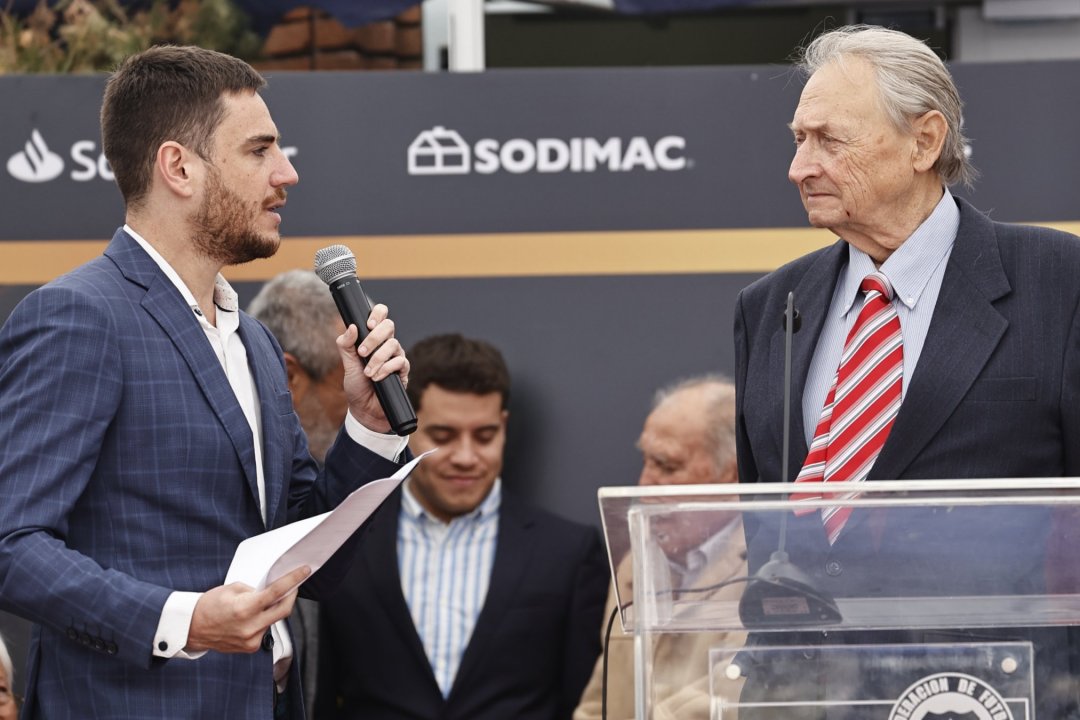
[407,126,689,176]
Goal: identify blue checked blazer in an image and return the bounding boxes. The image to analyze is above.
[0,228,402,719]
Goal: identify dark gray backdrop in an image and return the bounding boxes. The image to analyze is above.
[2,61,1079,693]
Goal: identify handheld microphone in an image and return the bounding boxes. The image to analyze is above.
[314,245,418,437]
[738,292,841,627]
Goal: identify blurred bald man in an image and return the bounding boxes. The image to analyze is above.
[574,375,747,720]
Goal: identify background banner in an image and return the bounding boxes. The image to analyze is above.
[2,60,1078,522]
[3,58,1079,695]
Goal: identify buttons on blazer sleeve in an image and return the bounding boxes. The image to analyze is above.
[67,623,120,656]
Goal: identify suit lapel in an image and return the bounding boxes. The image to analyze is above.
[363,491,439,685]
[770,241,848,480]
[105,229,262,515]
[240,315,285,527]
[449,497,532,700]
[873,199,1010,480]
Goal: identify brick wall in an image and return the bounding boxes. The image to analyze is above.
[255,6,422,71]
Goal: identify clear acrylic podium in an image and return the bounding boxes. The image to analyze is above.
[597,479,1080,719]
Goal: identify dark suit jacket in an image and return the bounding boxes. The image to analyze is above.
[733,197,1080,716]
[315,488,608,720]
[0,229,402,720]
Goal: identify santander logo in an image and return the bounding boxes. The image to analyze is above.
[7,129,65,183]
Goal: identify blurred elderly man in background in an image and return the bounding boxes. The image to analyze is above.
[249,270,347,467]
[574,375,747,720]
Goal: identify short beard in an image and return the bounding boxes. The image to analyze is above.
[191,166,282,266]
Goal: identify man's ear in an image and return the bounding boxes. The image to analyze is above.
[911,110,948,173]
[284,353,311,399]
[155,141,199,199]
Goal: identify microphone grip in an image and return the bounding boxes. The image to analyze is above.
[328,275,418,436]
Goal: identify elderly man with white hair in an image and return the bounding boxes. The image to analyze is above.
[736,24,1080,718]
[574,375,747,720]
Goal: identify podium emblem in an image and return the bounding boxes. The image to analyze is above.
[888,672,1013,720]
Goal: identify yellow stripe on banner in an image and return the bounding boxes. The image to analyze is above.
[1033,221,1080,236]
[3,221,1080,284]
[243,228,841,280]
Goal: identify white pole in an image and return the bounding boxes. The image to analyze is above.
[448,0,486,71]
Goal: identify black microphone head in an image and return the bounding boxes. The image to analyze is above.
[314,245,357,285]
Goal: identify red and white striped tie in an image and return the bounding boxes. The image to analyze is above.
[792,271,903,544]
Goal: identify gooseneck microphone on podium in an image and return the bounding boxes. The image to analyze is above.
[738,291,842,627]
[314,245,418,437]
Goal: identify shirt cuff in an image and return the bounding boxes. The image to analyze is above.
[345,410,409,461]
[153,591,206,660]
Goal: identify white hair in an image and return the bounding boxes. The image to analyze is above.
[0,631,12,688]
[796,24,976,188]
[652,374,737,474]
[248,270,341,379]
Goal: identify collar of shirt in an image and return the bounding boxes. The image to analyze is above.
[684,518,739,577]
[667,518,740,588]
[123,224,240,326]
[837,188,960,317]
[401,477,502,530]
[802,190,960,445]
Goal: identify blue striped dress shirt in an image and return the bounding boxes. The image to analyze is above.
[398,478,501,697]
[802,189,960,445]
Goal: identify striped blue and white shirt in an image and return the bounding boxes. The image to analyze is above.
[803,188,960,444]
[398,478,501,697]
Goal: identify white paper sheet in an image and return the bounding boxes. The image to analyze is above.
[225,452,431,590]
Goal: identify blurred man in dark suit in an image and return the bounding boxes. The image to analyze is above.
[316,333,608,720]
